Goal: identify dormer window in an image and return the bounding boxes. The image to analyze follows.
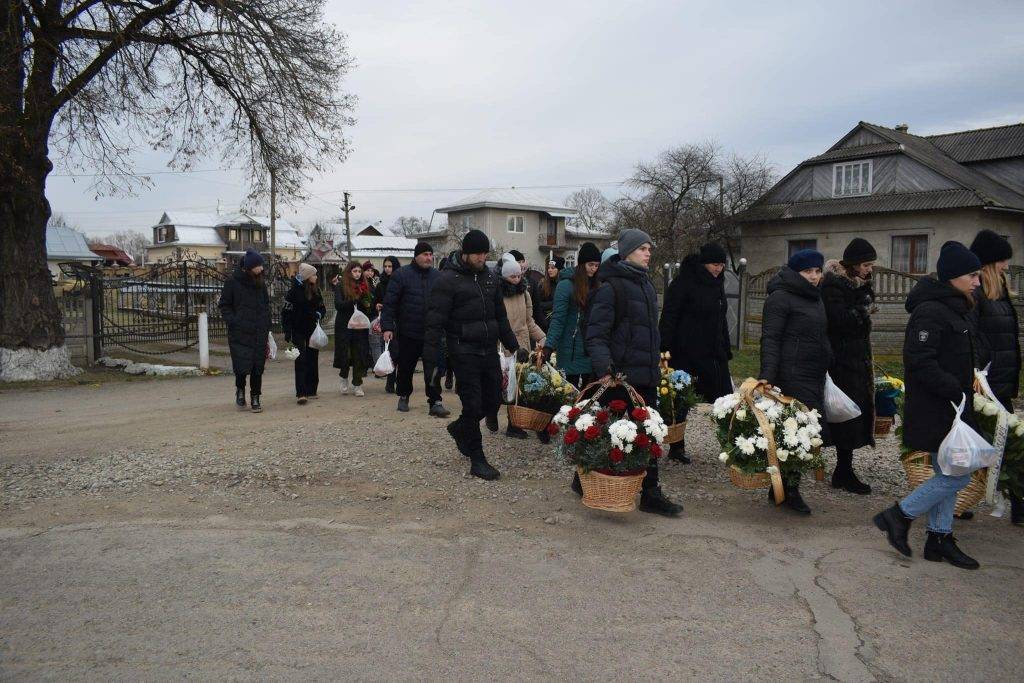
[832,160,872,197]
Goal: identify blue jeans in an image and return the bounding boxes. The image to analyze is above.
[898,454,971,534]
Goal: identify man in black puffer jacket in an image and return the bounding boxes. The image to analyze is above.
[218,248,272,413]
[382,242,448,417]
[586,228,683,517]
[424,230,520,480]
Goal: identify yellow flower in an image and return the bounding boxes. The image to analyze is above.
[660,387,669,396]
[551,373,562,387]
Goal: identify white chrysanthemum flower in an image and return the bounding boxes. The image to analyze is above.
[973,393,986,411]
[1016,424,1024,437]
[811,437,823,448]
[718,452,729,463]
[574,414,596,431]
[765,404,782,421]
[735,409,747,421]
[784,433,799,448]
[755,436,769,450]
[776,449,789,462]
[783,417,799,433]
[983,402,1000,416]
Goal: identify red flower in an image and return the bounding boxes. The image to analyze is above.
[635,434,651,448]
[608,400,628,413]
[567,407,582,420]
[609,447,624,463]
[650,444,663,459]
[631,407,649,421]
[584,425,601,441]
[546,423,560,435]
[596,410,609,424]
[564,428,580,445]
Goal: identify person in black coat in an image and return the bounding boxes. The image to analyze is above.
[532,257,563,332]
[822,238,878,495]
[586,228,682,517]
[281,263,326,404]
[759,249,831,515]
[382,242,448,417]
[424,230,520,481]
[373,255,401,394]
[218,248,272,412]
[969,229,1023,525]
[658,243,733,463]
[331,261,374,397]
[873,241,988,569]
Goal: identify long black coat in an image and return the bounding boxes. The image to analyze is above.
[381,263,440,341]
[333,284,373,370]
[903,277,987,453]
[971,286,1020,401]
[281,281,326,346]
[585,256,661,389]
[822,261,876,450]
[532,276,557,332]
[423,251,519,363]
[759,267,832,424]
[218,269,271,375]
[659,255,733,402]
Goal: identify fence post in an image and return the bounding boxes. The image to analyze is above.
[84,293,97,366]
[737,259,748,350]
[198,312,209,371]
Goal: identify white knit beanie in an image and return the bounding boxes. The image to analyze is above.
[297,263,317,282]
[500,256,521,279]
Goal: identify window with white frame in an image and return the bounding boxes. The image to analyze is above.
[506,215,524,233]
[832,160,873,197]
[892,234,928,274]
[155,227,165,243]
[229,228,239,241]
[461,214,473,229]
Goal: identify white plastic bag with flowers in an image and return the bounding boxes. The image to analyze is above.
[937,393,999,476]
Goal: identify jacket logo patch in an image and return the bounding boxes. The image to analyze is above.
[918,330,929,342]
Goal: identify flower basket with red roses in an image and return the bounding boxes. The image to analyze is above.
[548,378,669,511]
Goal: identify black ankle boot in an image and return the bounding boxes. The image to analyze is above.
[446,422,473,458]
[924,531,979,569]
[571,471,583,497]
[639,487,683,516]
[832,468,872,495]
[236,387,246,409]
[469,454,500,481]
[485,414,499,433]
[505,425,529,440]
[537,429,551,444]
[779,480,811,515]
[250,394,262,412]
[385,374,395,394]
[1011,495,1023,526]
[667,441,691,464]
[873,502,913,557]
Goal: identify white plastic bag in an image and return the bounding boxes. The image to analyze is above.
[371,315,382,334]
[348,309,371,330]
[374,342,395,377]
[824,373,862,423]
[937,394,999,476]
[308,323,329,349]
[499,352,517,403]
[283,346,301,361]
[266,332,278,360]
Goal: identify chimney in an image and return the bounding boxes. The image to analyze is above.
[895,123,909,133]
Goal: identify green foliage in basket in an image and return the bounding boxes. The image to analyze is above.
[972,392,1024,499]
[657,365,700,424]
[516,361,578,414]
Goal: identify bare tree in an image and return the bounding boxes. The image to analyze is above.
[565,188,612,234]
[87,230,150,263]
[1,1,356,380]
[614,142,775,271]
[391,216,430,237]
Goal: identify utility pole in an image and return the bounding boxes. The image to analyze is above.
[343,191,353,262]
[269,167,277,263]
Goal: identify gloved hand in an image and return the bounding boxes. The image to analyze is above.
[515,348,529,363]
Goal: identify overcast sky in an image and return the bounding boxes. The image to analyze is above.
[48,0,1024,236]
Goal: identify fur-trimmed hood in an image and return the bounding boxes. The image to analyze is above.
[824,259,869,289]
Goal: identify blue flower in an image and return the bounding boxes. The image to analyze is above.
[670,370,691,385]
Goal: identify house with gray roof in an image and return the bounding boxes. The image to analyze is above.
[145,211,306,265]
[419,188,612,265]
[736,121,1024,274]
[46,224,99,280]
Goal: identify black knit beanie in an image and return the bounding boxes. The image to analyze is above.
[937,241,981,281]
[577,242,601,265]
[462,229,490,255]
[509,249,525,262]
[699,243,727,264]
[842,238,877,265]
[969,229,1012,265]
[414,242,433,257]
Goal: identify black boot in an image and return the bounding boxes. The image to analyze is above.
[236,387,246,409]
[832,469,872,495]
[537,429,551,444]
[446,422,473,458]
[385,373,395,394]
[485,413,499,433]
[954,510,975,520]
[444,369,454,390]
[250,394,262,413]
[469,453,500,481]
[639,487,683,517]
[924,531,980,570]
[397,396,410,413]
[873,502,914,557]
[1011,495,1024,526]
[571,471,583,497]
[778,480,811,515]
[667,441,691,464]
[505,425,529,440]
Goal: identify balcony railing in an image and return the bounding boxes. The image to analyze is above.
[537,233,566,249]
[226,240,269,253]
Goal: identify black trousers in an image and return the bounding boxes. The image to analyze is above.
[294,343,319,397]
[235,367,263,395]
[448,352,502,456]
[598,384,660,490]
[395,336,442,405]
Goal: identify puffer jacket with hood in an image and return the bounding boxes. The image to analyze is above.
[501,278,545,353]
[970,283,1020,402]
[544,267,593,376]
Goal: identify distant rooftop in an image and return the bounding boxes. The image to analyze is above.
[436,188,577,216]
[46,225,97,262]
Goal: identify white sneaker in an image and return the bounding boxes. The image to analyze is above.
[339,378,349,395]
[354,386,365,397]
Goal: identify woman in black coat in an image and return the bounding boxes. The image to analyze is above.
[282,263,326,404]
[969,230,1022,525]
[873,241,987,569]
[218,248,271,412]
[821,237,878,495]
[759,249,831,515]
[532,258,562,332]
[373,255,401,393]
[332,261,374,396]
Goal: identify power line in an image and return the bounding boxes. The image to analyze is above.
[50,167,247,178]
[310,180,627,197]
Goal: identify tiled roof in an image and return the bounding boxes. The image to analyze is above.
[926,123,1024,163]
[738,189,981,222]
[806,142,903,163]
[437,188,576,214]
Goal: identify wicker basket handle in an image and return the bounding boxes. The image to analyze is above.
[729,377,787,504]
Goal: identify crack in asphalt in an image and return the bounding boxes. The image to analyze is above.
[433,538,482,656]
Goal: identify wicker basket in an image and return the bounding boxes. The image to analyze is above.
[507,404,553,431]
[900,451,987,516]
[874,416,894,436]
[577,467,646,512]
[664,420,686,445]
[729,466,771,490]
